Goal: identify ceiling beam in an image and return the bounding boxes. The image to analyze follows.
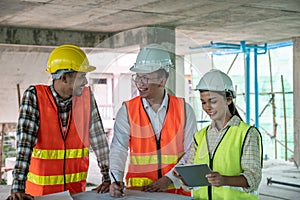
[0,26,114,47]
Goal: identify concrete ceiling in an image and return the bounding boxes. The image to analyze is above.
[0,0,300,123]
[0,0,300,53]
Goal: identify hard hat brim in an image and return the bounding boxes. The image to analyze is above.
[130,64,169,73]
[130,65,159,73]
[194,88,236,98]
[46,65,96,74]
[78,65,96,73]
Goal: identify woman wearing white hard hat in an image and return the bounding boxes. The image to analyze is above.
[176,69,263,200]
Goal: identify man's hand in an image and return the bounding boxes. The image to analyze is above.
[142,176,172,192]
[109,181,125,198]
[92,181,110,193]
[172,169,189,186]
[6,192,34,200]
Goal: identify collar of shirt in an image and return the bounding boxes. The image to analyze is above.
[209,115,241,132]
[50,85,72,113]
[141,91,169,111]
[141,91,168,137]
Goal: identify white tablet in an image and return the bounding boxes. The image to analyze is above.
[175,164,212,187]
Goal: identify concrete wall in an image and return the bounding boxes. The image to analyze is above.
[293,37,300,166]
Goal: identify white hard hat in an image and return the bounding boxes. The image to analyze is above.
[196,69,236,98]
[130,43,172,73]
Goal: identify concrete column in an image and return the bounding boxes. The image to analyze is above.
[175,55,185,97]
[142,27,176,95]
[293,37,300,166]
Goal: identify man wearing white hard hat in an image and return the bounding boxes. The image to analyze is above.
[175,69,263,200]
[7,45,110,200]
[109,44,197,197]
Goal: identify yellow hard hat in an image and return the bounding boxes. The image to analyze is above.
[46,44,96,74]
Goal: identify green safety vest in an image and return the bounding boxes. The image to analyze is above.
[193,121,261,200]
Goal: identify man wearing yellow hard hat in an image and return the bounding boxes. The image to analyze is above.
[7,45,110,200]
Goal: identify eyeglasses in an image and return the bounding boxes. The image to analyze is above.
[131,74,160,84]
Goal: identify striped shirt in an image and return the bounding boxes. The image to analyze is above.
[11,85,110,193]
[188,115,262,192]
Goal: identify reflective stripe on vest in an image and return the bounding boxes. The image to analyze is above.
[26,85,91,196]
[31,147,89,159]
[130,154,183,165]
[27,171,87,185]
[193,121,260,200]
[125,94,189,195]
[126,177,175,190]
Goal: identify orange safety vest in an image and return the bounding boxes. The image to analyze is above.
[125,94,190,196]
[25,85,91,196]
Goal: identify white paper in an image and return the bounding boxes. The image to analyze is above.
[35,191,73,200]
[72,190,194,200]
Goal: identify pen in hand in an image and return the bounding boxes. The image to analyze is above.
[110,171,124,194]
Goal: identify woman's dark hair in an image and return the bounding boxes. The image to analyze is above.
[226,92,243,120]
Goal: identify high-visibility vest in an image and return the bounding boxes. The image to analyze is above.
[193,121,262,200]
[125,94,190,196]
[25,85,91,196]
